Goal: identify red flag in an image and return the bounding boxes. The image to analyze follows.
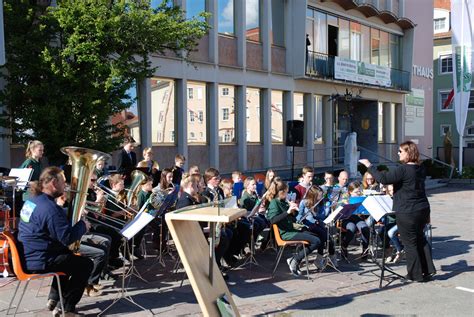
[443,89,454,109]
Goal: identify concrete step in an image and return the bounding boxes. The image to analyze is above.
[425,178,448,190]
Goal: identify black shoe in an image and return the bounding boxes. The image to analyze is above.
[423,271,436,282]
[109,258,124,269]
[47,299,57,311]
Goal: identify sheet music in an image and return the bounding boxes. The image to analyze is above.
[224,196,238,209]
[9,168,33,190]
[324,206,343,224]
[362,195,393,221]
[120,211,154,240]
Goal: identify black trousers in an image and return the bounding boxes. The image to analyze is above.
[287,231,321,263]
[45,253,93,312]
[397,209,436,281]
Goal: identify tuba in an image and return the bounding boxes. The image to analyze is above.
[126,169,148,208]
[61,147,111,251]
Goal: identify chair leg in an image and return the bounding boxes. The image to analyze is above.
[13,280,30,316]
[302,244,310,280]
[54,274,66,317]
[6,280,21,315]
[271,246,286,277]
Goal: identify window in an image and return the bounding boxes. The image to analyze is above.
[187,81,207,144]
[271,0,285,46]
[439,54,453,74]
[314,95,323,142]
[222,108,230,121]
[467,126,474,136]
[350,22,361,61]
[188,88,194,99]
[294,93,304,120]
[440,124,451,137]
[389,34,400,69]
[151,78,175,144]
[371,28,380,65]
[361,25,370,64]
[378,102,383,142]
[271,90,283,143]
[246,88,260,142]
[219,85,235,144]
[186,0,206,21]
[339,19,350,58]
[439,91,454,111]
[379,31,389,67]
[246,0,260,41]
[434,18,446,31]
[306,9,327,54]
[218,0,234,35]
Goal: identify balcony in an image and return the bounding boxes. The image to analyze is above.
[305,51,410,91]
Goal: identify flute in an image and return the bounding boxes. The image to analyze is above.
[297,197,324,224]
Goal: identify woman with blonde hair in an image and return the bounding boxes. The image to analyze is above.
[137,147,160,173]
[20,140,44,182]
[362,172,380,192]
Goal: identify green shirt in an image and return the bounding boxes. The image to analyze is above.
[240,191,258,212]
[266,198,298,240]
[137,190,151,211]
[20,158,42,182]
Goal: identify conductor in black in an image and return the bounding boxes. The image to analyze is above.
[359,141,436,282]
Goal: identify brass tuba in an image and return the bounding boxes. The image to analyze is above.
[61,147,111,251]
[126,169,148,208]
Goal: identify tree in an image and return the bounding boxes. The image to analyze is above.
[0,0,209,164]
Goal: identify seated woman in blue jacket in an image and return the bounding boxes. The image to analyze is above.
[266,179,321,277]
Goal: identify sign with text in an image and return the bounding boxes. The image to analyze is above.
[334,57,391,87]
[404,88,425,136]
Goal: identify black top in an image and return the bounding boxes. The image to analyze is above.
[175,192,199,210]
[201,186,225,202]
[368,164,430,213]
[117,149,137,185]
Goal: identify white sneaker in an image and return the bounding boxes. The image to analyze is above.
[314,254,325,270]
[392,250,405,263]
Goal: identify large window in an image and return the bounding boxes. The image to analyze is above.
[350,22,361,61]
[361,24,370,64]
[293,93,304,120]
[246,88,261,142]
[338,19,350,58]
[389,34,400,69]
[246,0,260,41]
[151,78,175,144]
[379,31,389,67]
[218,0,234,35]
[219,85,235,144]
[371,28,380,65]
[306,9,327,54]
[187,82,207,144]
[439,90,453,111]
[271,0,285,46]
[186,0,206,21]
[439,54,453,74]
[271,90,283,143]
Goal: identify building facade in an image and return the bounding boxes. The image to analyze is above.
[432,0,474,166]
[2,0,436,174]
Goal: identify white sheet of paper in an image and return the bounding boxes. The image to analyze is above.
[9,168,33,190]
[120,211,154,240]
[362,195,393,221]
[324,206,343,224]
[224,196,238,209]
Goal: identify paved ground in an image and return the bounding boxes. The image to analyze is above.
[0,184,473,316]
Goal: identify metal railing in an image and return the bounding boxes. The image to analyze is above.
[305,51,411,91]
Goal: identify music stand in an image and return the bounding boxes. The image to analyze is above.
[8,168,33,228]
[238,207,264,270]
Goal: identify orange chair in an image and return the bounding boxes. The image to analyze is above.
[2,231,66,317]
[271,224,310,279]
[253,173,266,183]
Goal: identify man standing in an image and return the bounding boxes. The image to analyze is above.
[18,167,93,316]
[117,136,137,186]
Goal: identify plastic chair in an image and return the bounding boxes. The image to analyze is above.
[271,224,310,279]
[2,231,66,317]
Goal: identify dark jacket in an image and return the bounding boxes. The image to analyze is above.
[175,192,199,210]
[117,149,137,184]
[240,191,258,212]
[368,164,430,213]
[201,186,225,202]
[18,193,87,271]
[20,158,42,182]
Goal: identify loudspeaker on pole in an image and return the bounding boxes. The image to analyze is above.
[285,120,304,147]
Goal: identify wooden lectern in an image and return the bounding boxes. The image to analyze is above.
[166,206,246,317]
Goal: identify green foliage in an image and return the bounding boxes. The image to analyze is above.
[461,166,474,179]
[421,159,451,179]
[0,0,209,164]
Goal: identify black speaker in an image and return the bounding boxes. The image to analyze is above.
[285,120,304,147]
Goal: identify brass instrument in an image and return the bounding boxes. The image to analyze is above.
[126,169,148,208]
[61,146,111,251]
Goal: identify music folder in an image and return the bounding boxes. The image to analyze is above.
[324,203,361,224]
[361,195,393,221]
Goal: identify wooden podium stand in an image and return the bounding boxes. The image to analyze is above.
[166,206,246,317]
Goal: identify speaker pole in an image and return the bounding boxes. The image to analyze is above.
[291,145,295,181]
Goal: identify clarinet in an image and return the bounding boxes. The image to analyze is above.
[297,197,324,224]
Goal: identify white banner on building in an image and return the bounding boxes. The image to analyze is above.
[334,57,391,87]
[451,0,473,172]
